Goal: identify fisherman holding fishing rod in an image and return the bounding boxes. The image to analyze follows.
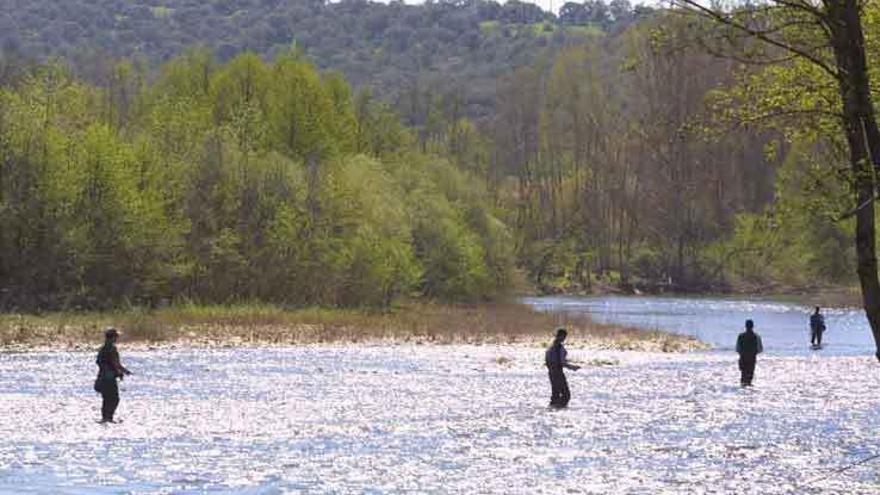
[545,327,580,408]
[94,327,132,423]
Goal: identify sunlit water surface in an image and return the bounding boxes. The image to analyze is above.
[1,344,879,494]
[524,295,877,355]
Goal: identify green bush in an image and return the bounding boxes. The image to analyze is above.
[0,55,514,310]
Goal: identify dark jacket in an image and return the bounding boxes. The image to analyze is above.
[96,342,128,381]
[810,313,826,331]
[736,331,763,357]
[545,340,579,370]
[545,341,567,368]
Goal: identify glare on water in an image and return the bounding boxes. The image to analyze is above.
[525,295,876,355]
[1,343,879,494]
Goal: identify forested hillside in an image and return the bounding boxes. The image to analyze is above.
[0,0,645,117]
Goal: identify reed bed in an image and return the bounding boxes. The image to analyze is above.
[0,301,706,352]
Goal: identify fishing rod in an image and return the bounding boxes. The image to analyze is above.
[794,451,880,492]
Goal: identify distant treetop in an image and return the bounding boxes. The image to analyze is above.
[0,0,651,117]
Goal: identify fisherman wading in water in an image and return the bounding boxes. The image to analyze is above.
[94,327,132,423]
[735,319,763,387]
[545,327,580,408]
[810,306,826,349]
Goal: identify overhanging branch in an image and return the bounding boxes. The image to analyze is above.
[671,0,840,80]
[836,190,878,221]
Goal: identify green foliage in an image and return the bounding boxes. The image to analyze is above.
[353,91,412,158]
[487,18,784,293]
[393,152,513,301]
[693,3,880,290]
[0,54,514,310]
[3,1,865,303]
[708,142,856,288]
[0,0,648,119]
[310,155,419,307]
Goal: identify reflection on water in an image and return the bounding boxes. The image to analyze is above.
[2,346,879,493]
[524,295,876,355]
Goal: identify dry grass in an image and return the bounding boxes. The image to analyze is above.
[0,301,707,352]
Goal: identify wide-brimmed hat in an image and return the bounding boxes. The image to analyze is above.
[104,327,120,339]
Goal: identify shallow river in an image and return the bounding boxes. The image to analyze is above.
[1,346,879,494]
[524,295,877,356]
[2,296,879,493]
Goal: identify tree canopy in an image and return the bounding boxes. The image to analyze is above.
[0,0,648,119]
[0,51,513,309]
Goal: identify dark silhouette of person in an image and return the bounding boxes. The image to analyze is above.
[735,319,763,387]
[94,327,132,423]
[545,327,580,408]
[810,306,826,348]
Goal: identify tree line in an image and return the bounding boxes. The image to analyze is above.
[0,51,514,310]
[396,14,856,294]
[2,1,877,312]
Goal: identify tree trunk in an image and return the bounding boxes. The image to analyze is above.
[829,0,880,361]
[306,153,321,229]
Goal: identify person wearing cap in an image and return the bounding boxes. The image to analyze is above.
[735,319,763,387]
[94,327,132,423]
[545,327,580,408]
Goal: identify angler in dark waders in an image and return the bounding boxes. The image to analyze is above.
[94,327,132,423]
[810,306,826,349]
[736,319,763,387]
[545,327,580,408]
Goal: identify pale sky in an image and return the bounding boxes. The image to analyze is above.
[400,0,664,16]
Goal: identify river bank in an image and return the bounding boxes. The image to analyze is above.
[2,345,877,493]
[0,301,704,353]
